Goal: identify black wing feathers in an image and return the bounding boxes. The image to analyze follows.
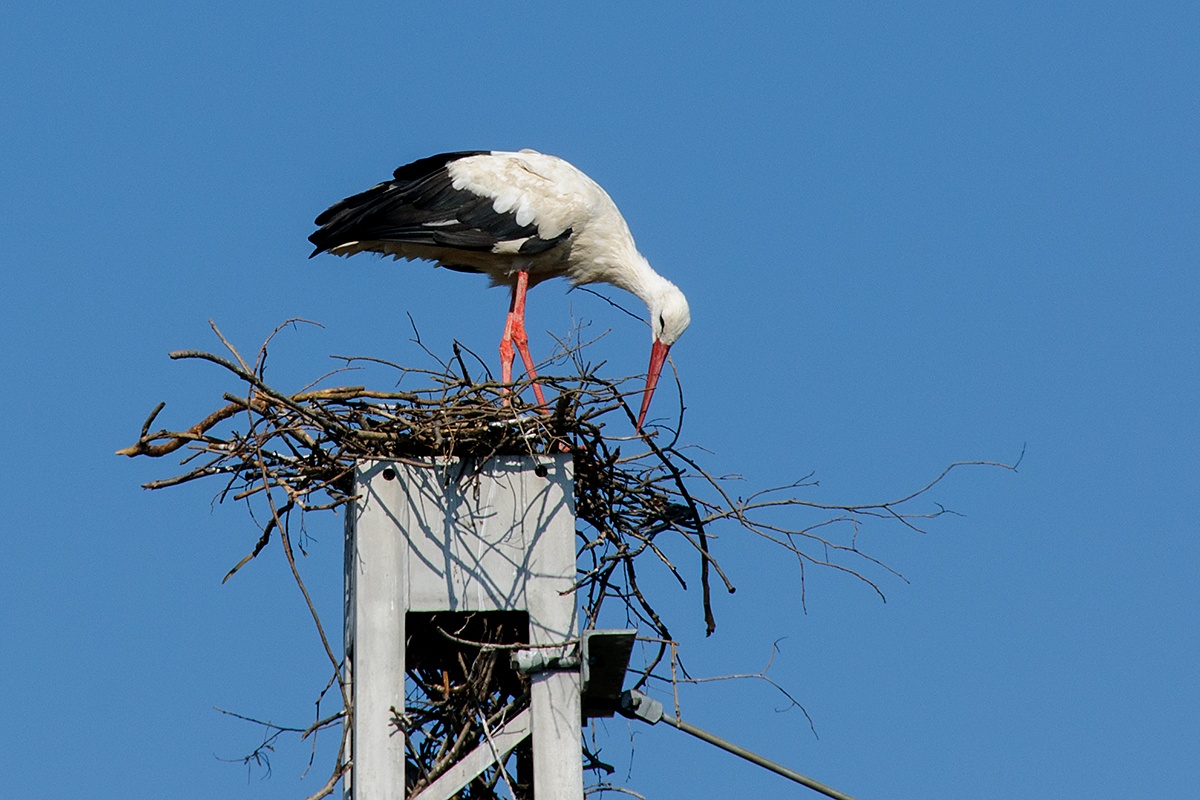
[519,229,572,254]
[308,151,572,260]
[390,151,487,185]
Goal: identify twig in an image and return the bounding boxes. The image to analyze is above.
[120,320,1017,799]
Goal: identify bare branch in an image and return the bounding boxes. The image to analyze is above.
[120,321,1016,799]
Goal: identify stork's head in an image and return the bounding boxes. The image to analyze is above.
[638,280,691,429]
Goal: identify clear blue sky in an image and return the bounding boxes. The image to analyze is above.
[2,2,1197,798]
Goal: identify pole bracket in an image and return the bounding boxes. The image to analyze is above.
[510,649,581,674]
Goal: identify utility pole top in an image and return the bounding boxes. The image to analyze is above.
[345,455,582,800]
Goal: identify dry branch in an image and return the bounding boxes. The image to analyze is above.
[120,322,1017,798]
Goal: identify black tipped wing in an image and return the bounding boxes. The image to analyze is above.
[308,151,572,261]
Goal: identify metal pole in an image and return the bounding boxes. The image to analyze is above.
[620,690,859,800]
[660,712,858,800]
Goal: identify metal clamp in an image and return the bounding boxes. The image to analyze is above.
[618,689,663,724]
[510,649,580,675]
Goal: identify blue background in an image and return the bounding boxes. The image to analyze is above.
[2,2,1197,797]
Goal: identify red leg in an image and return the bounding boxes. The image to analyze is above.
[500,298,518,388]
[499,271,548,408]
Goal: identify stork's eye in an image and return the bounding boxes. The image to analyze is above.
[658,313,666,331]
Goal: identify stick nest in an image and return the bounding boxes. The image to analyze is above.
[119,320,1013,799]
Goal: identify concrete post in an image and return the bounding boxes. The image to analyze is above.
[345,455,581,799]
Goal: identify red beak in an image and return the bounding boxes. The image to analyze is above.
[637,339,671,430]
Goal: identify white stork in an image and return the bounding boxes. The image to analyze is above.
[308,149,690,428]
